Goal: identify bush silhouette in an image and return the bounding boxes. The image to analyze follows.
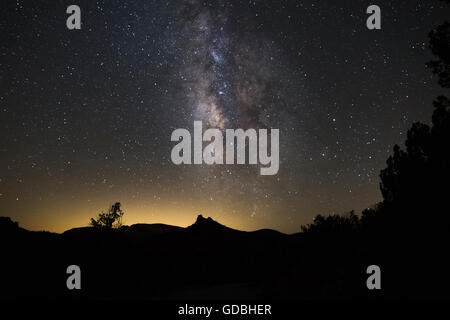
[90,202,124,229]
[301,211,359,236]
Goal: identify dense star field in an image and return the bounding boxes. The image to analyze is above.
[0,0,448,233]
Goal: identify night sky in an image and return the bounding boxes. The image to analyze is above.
[1,0,448,233]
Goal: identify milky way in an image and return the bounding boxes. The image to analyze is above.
[172,0,296,132]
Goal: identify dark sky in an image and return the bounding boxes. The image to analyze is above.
[0,0,448,233]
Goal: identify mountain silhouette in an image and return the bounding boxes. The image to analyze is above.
[0,214,302,300]
[64,222,182,237]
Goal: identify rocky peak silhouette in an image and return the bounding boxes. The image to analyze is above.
[195,214,212,223]
[189,214,229,232]
[0,217,20,231]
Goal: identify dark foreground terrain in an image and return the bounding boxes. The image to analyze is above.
[1,213,449,300]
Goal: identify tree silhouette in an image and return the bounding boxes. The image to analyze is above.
[428,0,450,88]
[378,96,450,229]
[379,122,431,205]
[378,0,450,228]
[90,202,124,229]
